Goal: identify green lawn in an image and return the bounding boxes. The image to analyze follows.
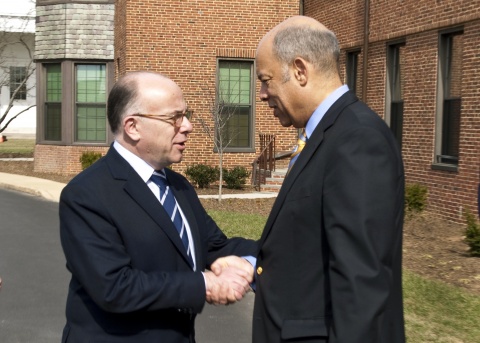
[208,209,480,343]
[207,210,267,240]
[403,270,480,343]
[0,138,35,155]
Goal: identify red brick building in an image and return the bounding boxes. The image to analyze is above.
[34,0,480,223]
[114,0,300,173]
[307,0,480,222]
[34,0,300,180]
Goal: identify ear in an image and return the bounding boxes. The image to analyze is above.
[292,57,308,86]
[123,116,141,142]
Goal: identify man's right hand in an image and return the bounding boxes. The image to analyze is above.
[210,256,254,281]
[204,267,251,305]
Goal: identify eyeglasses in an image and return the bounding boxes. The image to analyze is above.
[131,109,193,127]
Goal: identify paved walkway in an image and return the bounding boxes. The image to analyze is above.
[0,172,277,203]
[0,187,255,343]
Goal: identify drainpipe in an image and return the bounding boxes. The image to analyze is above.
[362,0,370,102]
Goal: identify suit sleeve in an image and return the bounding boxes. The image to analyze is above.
[323,125,403,342]
[59,183,206,314]
[167,171,258,267]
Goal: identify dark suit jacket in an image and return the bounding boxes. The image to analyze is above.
[59,147,257,343]
[252,91,405,343]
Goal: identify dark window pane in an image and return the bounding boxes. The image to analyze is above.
[346,51,359,95]
[390,101,403,148]
[438,32,462,165]
[76,105,107,141]
[44,64,62,141]
[45,103,62,141]
[441,98,461,159]
[221,106,250,148]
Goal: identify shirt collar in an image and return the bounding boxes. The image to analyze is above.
[305,84,349,139]
[113,141,157,183]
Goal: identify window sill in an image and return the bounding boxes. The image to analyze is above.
[431,163,458,172]
[214,148,256,154]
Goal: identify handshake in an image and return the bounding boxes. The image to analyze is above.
[204,256,254,306]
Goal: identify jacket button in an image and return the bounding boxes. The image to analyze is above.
[256,266,263,275]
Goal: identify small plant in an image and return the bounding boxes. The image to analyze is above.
[405,183,428,213]
[79,151,102,170]
[464,209,480,257]
[223,166,250,189]
[185,164,218,189]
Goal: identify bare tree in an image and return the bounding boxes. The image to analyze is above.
[0,2,36,136]
[198,86,239,201]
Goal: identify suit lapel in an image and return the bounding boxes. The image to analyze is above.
[258,91,359,247]
[105,148,194,268]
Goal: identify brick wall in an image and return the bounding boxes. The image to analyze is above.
[115,0,300,175]
[35,0,480,222]
[34,144,108,174]
[305,0,480,222]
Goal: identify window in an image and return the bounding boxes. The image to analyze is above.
[44,64,62,141]
[346,50,360,97]
[217,60,254,150]
[39,61,112,145]
[386,42,405,149]
[75,64,107,142]
[435,30,463,166]
[10,66,27,100]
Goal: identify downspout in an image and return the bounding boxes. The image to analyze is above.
[362,0,370,102]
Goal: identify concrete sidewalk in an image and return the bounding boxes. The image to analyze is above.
[0,172,277,203]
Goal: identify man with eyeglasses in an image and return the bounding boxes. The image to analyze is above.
[59,71,257,343]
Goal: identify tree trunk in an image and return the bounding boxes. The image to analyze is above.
[218,151,223,202]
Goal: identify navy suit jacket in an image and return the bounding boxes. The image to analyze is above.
[252,91,406,343]
[59,147,257,343]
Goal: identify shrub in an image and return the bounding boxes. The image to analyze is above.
[405,183,428,213]
[224,166,250,189]
[464,209,480,257]
[185,164,218,188]
[79,151,102,170]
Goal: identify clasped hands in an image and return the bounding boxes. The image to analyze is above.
[204,256,253,305]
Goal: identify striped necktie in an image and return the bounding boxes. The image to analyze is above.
[287,128,307,173]
[151,171,194,268]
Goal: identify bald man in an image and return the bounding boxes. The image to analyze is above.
[252,16,405,342]
[59,71,257,343]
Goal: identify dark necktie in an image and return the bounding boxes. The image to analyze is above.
[287,128,307,173]
[151,171,194,267]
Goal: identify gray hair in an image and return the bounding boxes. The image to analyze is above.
[272,26,340,81]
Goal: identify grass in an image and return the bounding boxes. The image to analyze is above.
[403,270,480,343]
[207,210,480,343]
[0,138,35,155]
[207,210,266,240]
[3,139,480,342]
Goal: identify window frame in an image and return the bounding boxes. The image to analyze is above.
[215,58,256,153]
[36,60,114,145]
[9,66,28,100]
[346,50,360,97]
[433,27,463,171]
[74,63,108,143]
[43,63,62,141]
[385,40,406,150]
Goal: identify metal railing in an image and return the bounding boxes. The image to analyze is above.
[251,134,276,190]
